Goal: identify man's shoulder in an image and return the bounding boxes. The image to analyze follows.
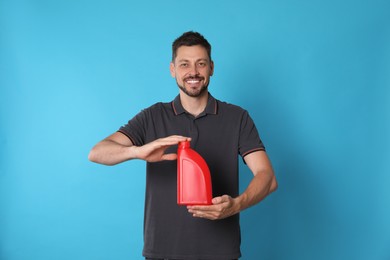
[143,101,172,112]
[216,99,247,114]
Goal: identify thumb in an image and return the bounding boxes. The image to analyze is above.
[213,195,231,204]
[161,153,178,161]
[212,196,223,204]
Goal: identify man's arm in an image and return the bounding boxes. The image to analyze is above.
[235,150,278,210]
[88,132,190,165]
[187,150,277,220]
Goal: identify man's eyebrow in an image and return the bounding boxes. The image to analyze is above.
[177,58,209,63]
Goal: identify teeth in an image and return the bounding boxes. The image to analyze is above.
[187,80,200,83]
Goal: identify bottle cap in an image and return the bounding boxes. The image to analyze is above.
[178,140,190,149]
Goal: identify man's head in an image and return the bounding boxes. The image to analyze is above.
[170,31,214,98]
[172,31,212,62]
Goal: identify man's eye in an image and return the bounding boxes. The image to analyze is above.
[198,63,206,67]
[180,63,188,67]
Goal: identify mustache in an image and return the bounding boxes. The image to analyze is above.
[184,76,204,81]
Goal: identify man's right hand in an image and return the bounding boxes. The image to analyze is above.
[133,135,191,162]
[89,132,190,165]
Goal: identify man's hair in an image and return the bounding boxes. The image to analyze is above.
[172,31,212,62]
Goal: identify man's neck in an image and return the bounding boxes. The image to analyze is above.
[179,91,209,117]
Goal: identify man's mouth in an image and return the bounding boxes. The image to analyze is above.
[185,77,203,84]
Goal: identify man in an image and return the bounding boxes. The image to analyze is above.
[89,31,277,260]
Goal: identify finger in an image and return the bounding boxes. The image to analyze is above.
[153,139,187,148]
[192,211,218,220]
[189,210,209,218]
[162,135,191,143]
[168,135,191,140]
[187,205,208,210]
[161,153,178,161]
[188,205,218,212]
[151,136,192,151]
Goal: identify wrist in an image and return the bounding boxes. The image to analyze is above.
[234,194,247,213]
[127,145,139,160]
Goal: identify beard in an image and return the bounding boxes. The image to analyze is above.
[176,76,209,97]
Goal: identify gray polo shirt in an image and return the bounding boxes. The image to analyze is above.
[119,93,265,260]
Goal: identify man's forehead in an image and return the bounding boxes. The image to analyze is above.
[175,45,209,59]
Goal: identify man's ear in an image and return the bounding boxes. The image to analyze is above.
[210,60,214,76]
[170,62,176,78]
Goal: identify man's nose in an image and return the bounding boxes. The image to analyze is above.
[189,64,199,75]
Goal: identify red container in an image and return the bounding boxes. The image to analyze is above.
[177,141,212,205]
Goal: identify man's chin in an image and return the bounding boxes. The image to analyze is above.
[178,85,208,98]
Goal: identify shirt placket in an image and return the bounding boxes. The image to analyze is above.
[187,115,199,148]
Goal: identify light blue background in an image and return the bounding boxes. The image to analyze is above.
[1,0,389,259]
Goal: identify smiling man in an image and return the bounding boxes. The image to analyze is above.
[89,31,277,260]
[171,44,213,98]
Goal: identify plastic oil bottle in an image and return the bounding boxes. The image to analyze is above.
[177,141,212,205]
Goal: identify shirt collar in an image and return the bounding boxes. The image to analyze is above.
[171,93,218,116]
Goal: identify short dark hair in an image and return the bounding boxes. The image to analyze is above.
[172,31,212,62]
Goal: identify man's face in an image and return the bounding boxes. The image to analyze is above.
[170,45,214,97]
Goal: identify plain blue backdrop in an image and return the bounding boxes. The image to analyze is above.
[1,0,389,259]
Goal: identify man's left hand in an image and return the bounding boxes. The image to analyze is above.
[187,195,240,220]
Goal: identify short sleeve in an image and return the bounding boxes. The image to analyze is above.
[118,109,149,146]
[238,110,265,158]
